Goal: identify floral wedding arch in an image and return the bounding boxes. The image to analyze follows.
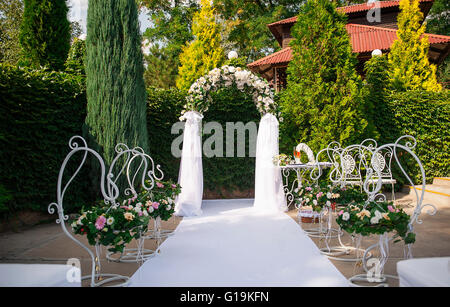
[175,65,286,217]
[181,65,277,116]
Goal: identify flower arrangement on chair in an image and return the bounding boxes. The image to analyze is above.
[295,184,337,213]
[140,180,182,249]
[331,185,367,207]
[140,180,181,221]
[336,200,415,245]
[71,197,151,254]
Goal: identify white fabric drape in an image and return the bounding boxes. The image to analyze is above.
[175,111,203,216]
[253,113,287,212]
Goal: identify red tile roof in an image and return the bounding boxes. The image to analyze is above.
[267,0,434,28]
[347,24,450,53]
[248,24,450,68]
[248,47,292,68]
[338,0,433,14]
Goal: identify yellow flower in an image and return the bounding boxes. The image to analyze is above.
[356,209,371,220]
[124,212,134,221]
[382,213,390,221]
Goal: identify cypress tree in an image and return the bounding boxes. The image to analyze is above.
[176,0,224,91]
[280,0,369,152]
[19,0,71,70]
[388,0,441,92]
[85,0,148,168]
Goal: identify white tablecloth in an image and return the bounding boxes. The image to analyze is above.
[397,257,450,287]
[0,264,81,287]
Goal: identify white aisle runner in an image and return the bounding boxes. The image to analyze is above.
[130,199,348,286]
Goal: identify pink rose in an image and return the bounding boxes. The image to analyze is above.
[316,192,323,199]
[152,202,160,209]
[95,216,106,230]
[338,210,344,216]
[387,205,395,213]
[306,187,312,191]
[171,184,177,188]
[156,182,164,188]
[138,211,143,217]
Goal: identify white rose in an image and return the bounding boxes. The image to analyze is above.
[313,199,318,206]
[327,192,332,199]
[148,207,154,213]
[326,200,331,207]
[106,217,114,225]
[167,205,171,211]
[370,217,380,224]
[142,210,148,217]
[342,212,350,221]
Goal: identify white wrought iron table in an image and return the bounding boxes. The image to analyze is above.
[280,162,333,208]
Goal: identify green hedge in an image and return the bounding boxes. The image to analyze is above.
[146,87,185,181]
[381,90,450,183]
[203,87,260,196]
[0,64,89,216]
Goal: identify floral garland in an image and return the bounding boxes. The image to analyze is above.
[336,201,415,244]
[183,65,277,115]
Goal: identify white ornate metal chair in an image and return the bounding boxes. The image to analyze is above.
[348,135,437,286]
[48,136,163,286]
[366,147,397,201]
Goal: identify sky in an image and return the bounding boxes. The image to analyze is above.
[67,0,152,35]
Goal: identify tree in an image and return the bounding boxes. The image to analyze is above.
[364,54,394,143]
[388,0,441,92]
[19,0,71,71]
[65,37,86,76]
[426,0,450,36]
[140,0,199,88]
[279,0,370,153]
[85,0,149,168]
[176,0,224,91]
[0,0,23,64]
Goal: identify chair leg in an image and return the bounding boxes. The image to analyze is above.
[391,183,395,202]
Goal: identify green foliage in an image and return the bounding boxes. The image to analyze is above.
[381,90,450,183]
[280,0,370,154]
[426,0,450,36]
[388,0,441,92]
[140,1,199,89]
[85,0,149,169]
[224,56,247,68]
[0,185,12,215]
[146,87,185,181]
[364,54,390,142]
[19,0,71,71]
[65,38,86,75]
[0,0,23,64]
[143,43,179,89]
[0,64,89,216]
[176,0,224,91]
